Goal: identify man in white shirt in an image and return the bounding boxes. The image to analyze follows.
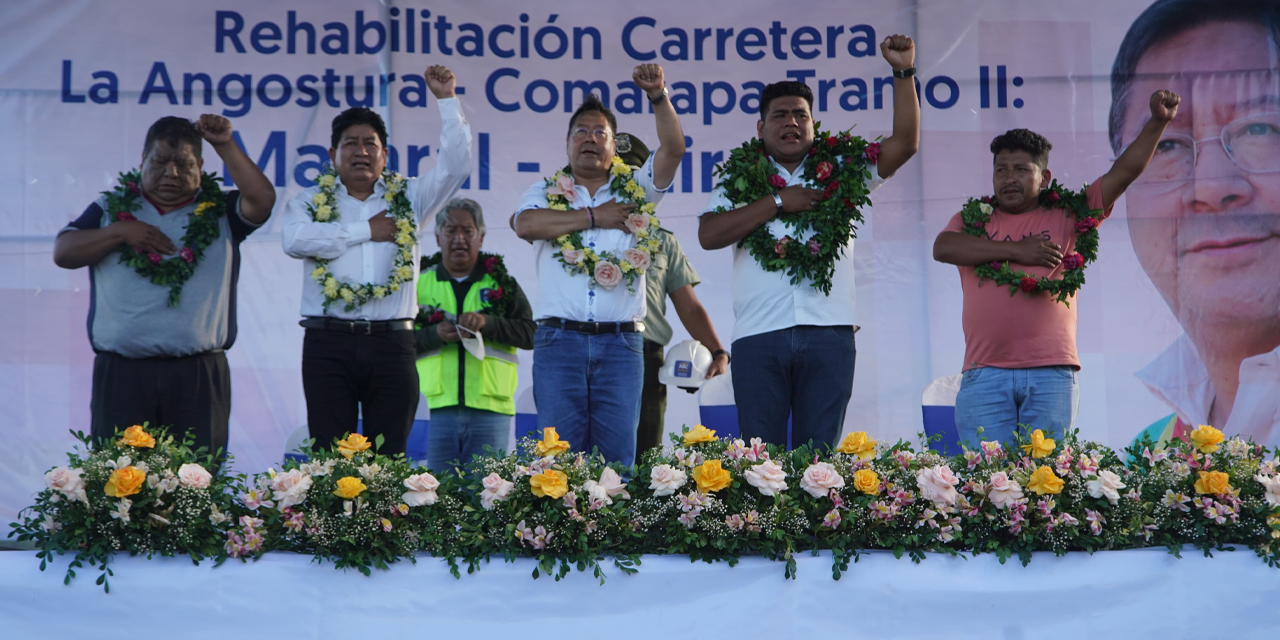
[698,36,920,449]
[282,65,472,455]
[512,64,685,467]
[1109,0,1280,448]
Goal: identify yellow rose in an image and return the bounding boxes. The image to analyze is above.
[336,433,372,459]
[118,425,156,449]
[333,476,367,499]
[529,469,569,499]
[536,427,571,456]
[373,286,387,298]
[852,468,880,495]
[1190,425,1225,454]
[396,265,414,281]
[1194,470,1232,495]
[836,431,877,460]
[389,282,400,292]
[396,219,412,232]
[339,288,355,303]
[312,193,326,206]
[104,466,146,498]
[693,460,732,493]
[317,173,336,188]
[682,424,717,446]
[1027,466,1064,495]
[1020,429,1056,459]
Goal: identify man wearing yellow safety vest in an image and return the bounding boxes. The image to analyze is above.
[414,198,535,472]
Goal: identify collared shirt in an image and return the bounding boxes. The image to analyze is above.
[1136,334,1280,448]
[60,190,258,358]
[642,228,701,345]
[700,157,884,342]
[282,98,472,320]
[514,153,672,323]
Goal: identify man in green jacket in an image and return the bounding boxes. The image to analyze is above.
[415,198,535,472]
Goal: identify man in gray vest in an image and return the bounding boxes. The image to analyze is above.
[53,114,276,455]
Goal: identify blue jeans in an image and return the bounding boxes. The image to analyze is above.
[954,366,1079,448]
[532,325,644,467]
[426,405,511,473]
[731,326,856,449]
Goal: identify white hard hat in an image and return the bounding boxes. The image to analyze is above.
[659,340,713,388]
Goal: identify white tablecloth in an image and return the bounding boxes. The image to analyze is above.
[1,548,1278,639]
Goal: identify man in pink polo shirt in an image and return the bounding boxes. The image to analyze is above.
[933,90,1180,446]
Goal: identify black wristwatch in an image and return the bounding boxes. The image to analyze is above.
[892,66,917,79]
[648,86,669,105]
[712,349,731,364]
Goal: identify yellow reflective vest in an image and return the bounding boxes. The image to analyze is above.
[415,271,519,414]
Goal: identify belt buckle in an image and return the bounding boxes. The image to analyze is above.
[353,320,373,335]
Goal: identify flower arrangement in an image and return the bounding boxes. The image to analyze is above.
[542,156,661,291]
[104,170,227,306]
[224,433,466,576]
[457,428,641,582]
[8,424,235,592]
[707,123,879,295]
[307,168,417,311]
[959,180,1103,306]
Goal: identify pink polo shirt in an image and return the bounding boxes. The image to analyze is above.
[943,178,1111,371]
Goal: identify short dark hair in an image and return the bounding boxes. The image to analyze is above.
[143,117,202,158]
[330,107,388,149]
[1109,0,1280,152]
[759,81,813,119]
[990,129,1053,168]
[567,93,617,136]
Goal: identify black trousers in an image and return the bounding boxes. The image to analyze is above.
[302,328,419,455]
[636,339,668,454]
[90,350,230,456]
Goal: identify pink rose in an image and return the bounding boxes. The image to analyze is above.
[596,467,631,500]
[815,161,834,182]
[864,141,882,164]
[986,471,1024,510]
[561,248,583,265]
[269,468,312,508]
[1085,469,1126,505]
[593,260,622,289]
[1061,252,1084,270]
[625,213,650,235]
[179,247,195,263]
[548,175,577,202]
[916,465,960,506]
[1074,217,1100,234]
[799,462,845,498]
[774,236,791,257]
[147,253,162,264]
[402,471,441,507]
[768,174,787,189]
[178,463,213,490]
[44,467,87,503]
[115,211,136,222]
[649,464,687,497]
[622,248,651,271]
[480,473,515,510]
[744,460,789,497]
[807,238,821,256]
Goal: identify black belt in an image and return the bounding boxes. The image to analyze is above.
[539,317,644,334]
[300,317,414,334]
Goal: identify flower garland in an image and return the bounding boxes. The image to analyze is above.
[415,251,518,327]
[708,124,880,295]
[959,179,1102,306]
[543,155,661,291]
[307,168,417,312]
[104,170,227,307]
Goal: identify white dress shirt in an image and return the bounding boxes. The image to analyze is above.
[701,157,884,342]
[514,154,672,323]
[1137,333,1280,447]
[282,98,472,320]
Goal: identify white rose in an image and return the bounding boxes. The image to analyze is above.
[799,462,845,498]
[402,472,441,507]
[597,467,631,500]
[916,465,960,507]
[582,480,613,506]
[744,460,789,497]
[1254,474,1280,507]
[978,203,993,215]
[45,467,87,503]
[480,473,515,510]
[649,464,687,497]
[986,471,1024,510]
[1085,469,1127,505]
[270,469,313,509]
[177,463,213,490]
